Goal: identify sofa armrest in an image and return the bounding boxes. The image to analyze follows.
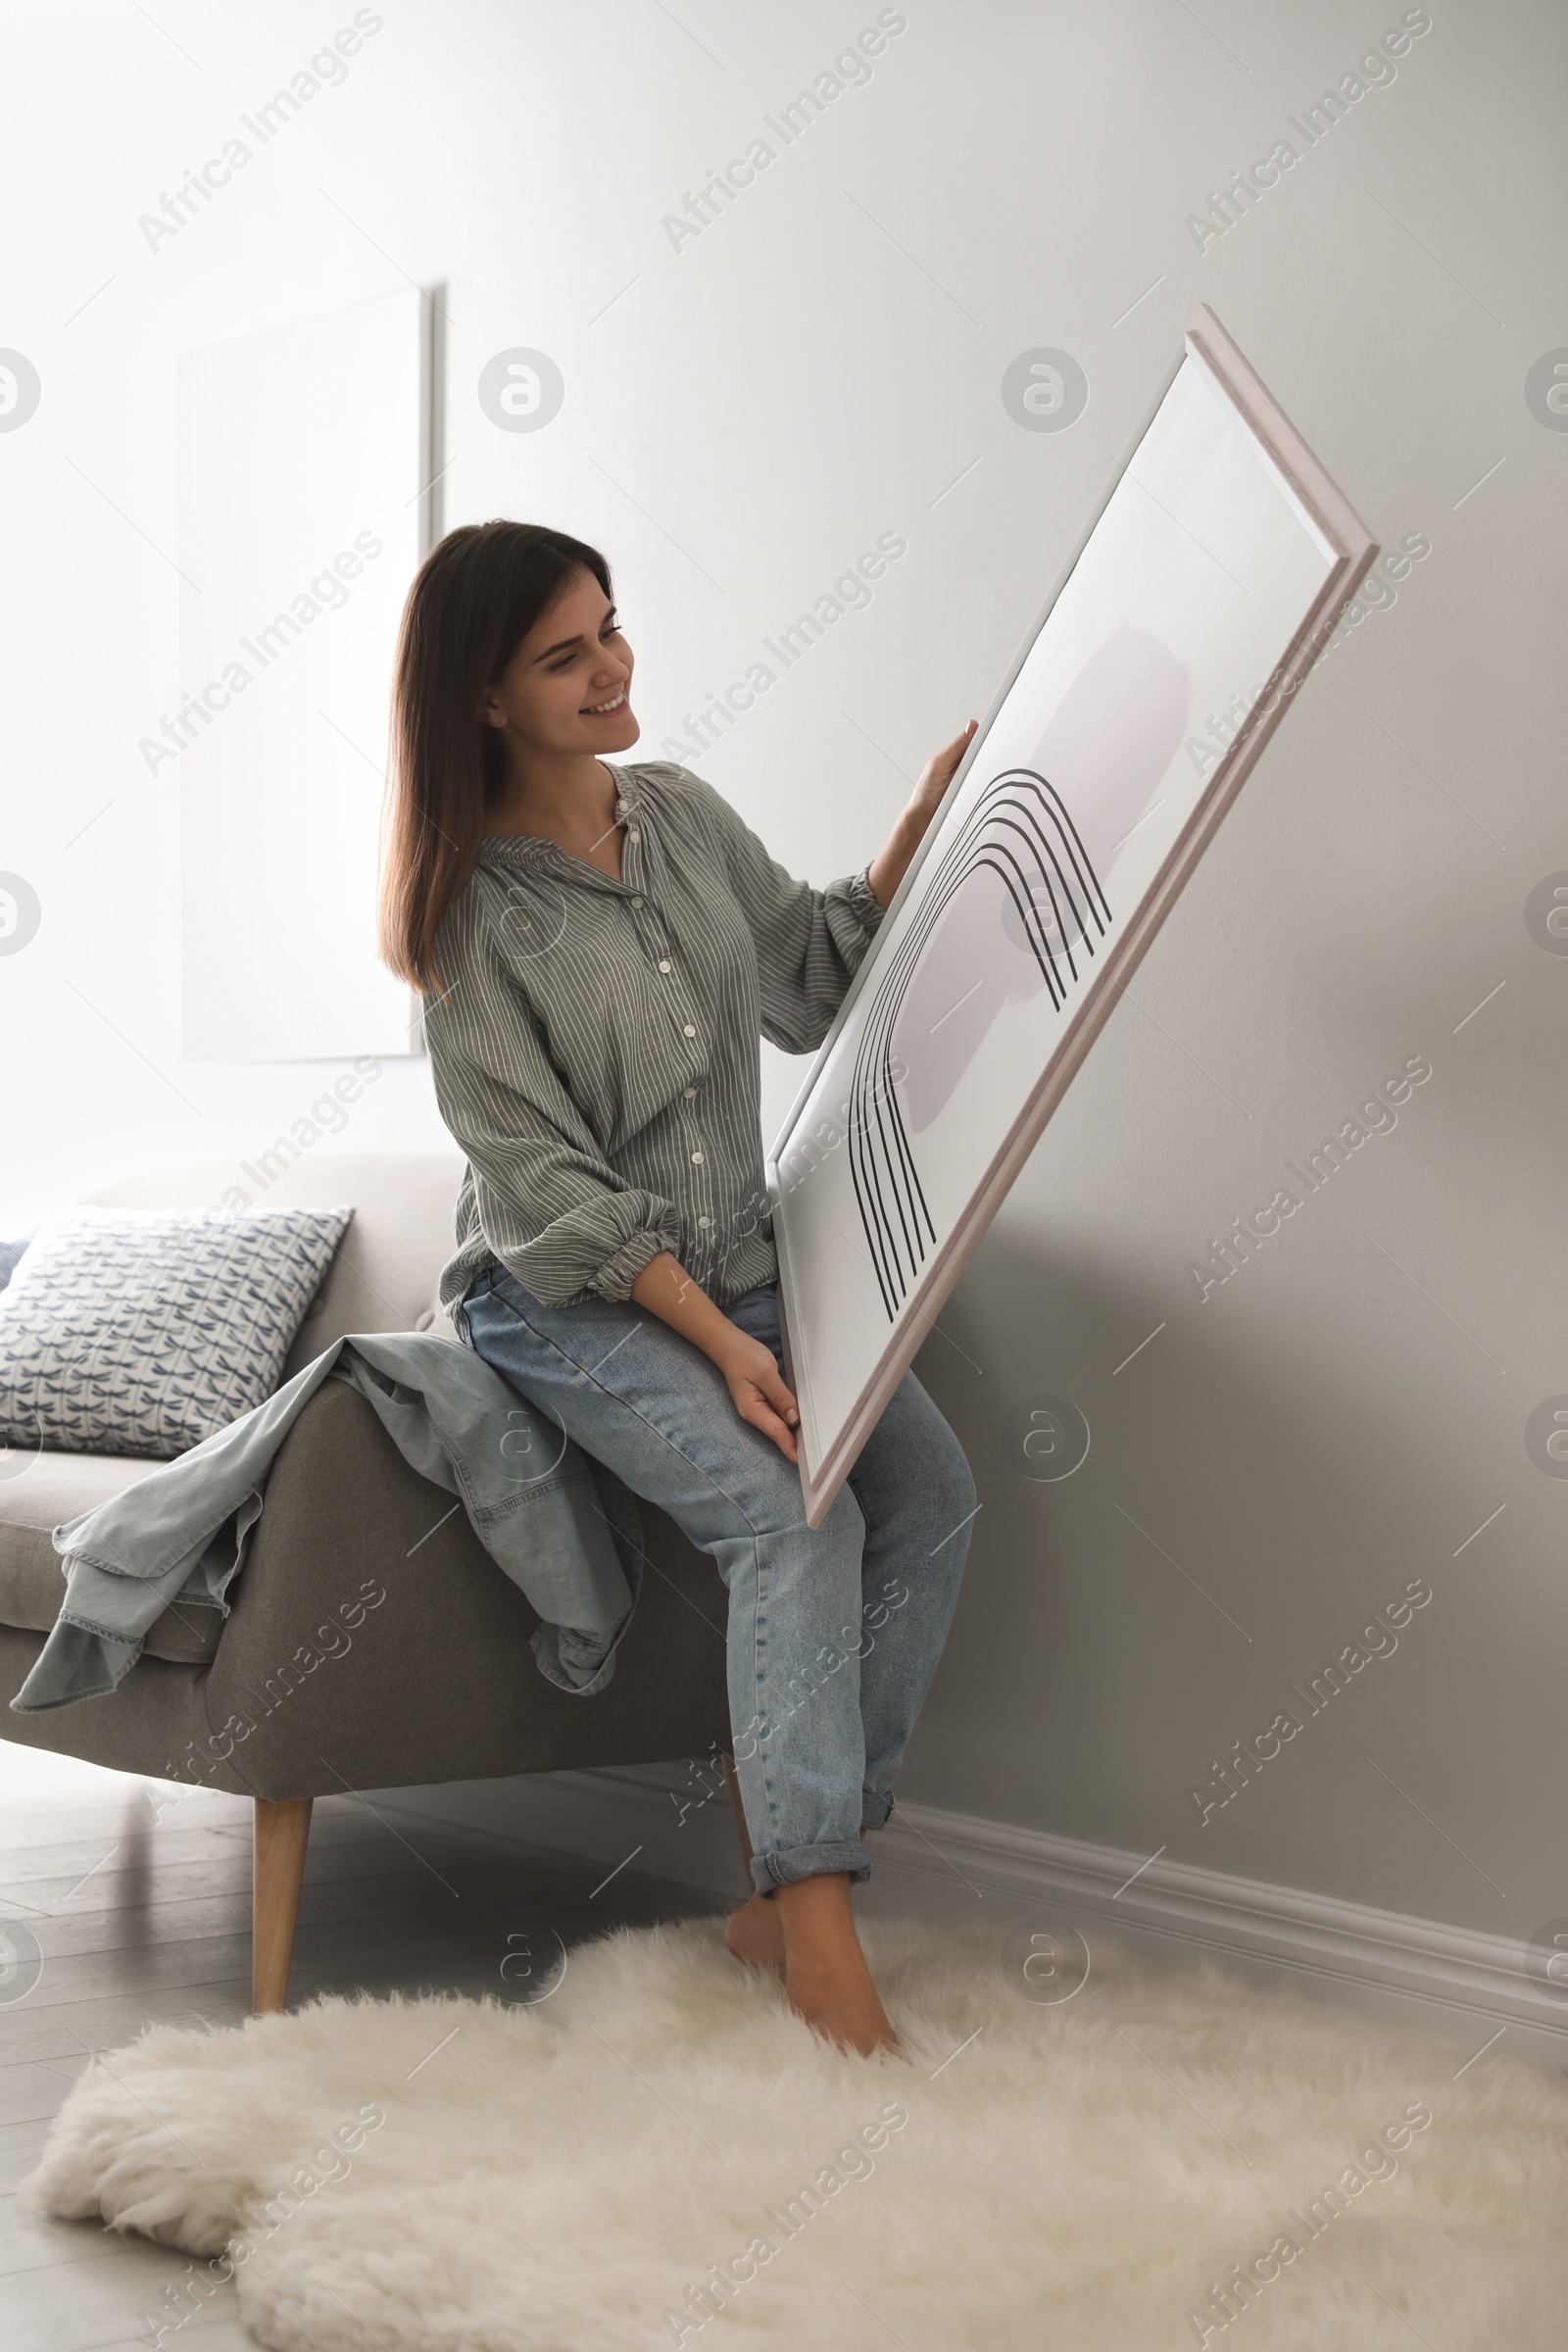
[198,1378,731,1802]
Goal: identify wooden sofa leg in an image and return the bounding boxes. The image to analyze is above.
[718,1753,754,1895]
[253,1796,313,2015]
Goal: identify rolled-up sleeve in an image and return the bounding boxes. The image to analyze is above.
[425,935,682,1308]
[683,769,887,1054]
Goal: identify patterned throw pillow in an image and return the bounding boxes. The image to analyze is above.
[0,1240,25,1290]
[0,1205,353,1460]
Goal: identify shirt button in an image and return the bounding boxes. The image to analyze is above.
[683,1024,696,1038]
[627,829,640,843]
[691,1151,704,1164]
[658,958,671,973]
[631,894,644,907]
[697,1215,711,1230]
[682,1087,696,1100]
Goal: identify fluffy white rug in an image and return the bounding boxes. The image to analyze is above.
[26,1914,1568,2350]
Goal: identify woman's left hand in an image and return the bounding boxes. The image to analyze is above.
[910,720,978,827]
[867,720,979,910]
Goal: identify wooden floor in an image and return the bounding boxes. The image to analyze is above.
[0,1742,733,2352]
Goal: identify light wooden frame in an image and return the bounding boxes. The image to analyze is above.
[769,304,1378,1526]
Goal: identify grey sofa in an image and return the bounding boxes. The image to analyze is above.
[0,1153,743,2008]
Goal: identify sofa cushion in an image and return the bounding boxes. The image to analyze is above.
[0,1450,222,1664]
[77,1153,467,1380]
[0,1204,352,1460]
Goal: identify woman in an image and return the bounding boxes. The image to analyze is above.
[379,519,978,2056]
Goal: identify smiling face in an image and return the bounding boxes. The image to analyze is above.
[478,567,639,762]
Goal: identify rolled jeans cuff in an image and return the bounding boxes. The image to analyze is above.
[861,1787,895,1833]
[752,1837,871,1897]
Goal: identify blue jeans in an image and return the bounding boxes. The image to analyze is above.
[461,1264,977,1897]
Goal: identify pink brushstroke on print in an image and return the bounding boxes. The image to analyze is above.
[892,624,1190,1134]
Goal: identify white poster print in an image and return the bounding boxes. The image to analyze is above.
[774,334,1356,1497]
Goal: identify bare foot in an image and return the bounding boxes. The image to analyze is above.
[784,1954,901,2056]
[724,1892,785,1980]
[774,1873,901,2057]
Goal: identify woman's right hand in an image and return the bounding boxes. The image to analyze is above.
[629,1250,802,1463]
[717,1329,801,1462]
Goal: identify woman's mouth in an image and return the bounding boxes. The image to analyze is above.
[582,689,628,716]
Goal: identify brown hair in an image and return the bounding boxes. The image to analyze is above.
[377,519,613,994]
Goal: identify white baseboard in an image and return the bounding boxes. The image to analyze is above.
[390,1762,1568,2069]
[869,1795,1568,2050]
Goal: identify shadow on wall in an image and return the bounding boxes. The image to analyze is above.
[897,1217,1455,1898]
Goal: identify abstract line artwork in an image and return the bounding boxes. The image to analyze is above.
[769,306,1379,1525]
[849,770,1111,1320]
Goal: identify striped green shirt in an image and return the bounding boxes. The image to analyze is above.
[427,760,886,1321]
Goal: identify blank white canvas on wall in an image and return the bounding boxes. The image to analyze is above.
[177,286,428,1062]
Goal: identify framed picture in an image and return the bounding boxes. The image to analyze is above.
[768,303,1378,1526]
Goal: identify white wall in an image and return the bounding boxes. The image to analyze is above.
[2,0,1563,1941]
